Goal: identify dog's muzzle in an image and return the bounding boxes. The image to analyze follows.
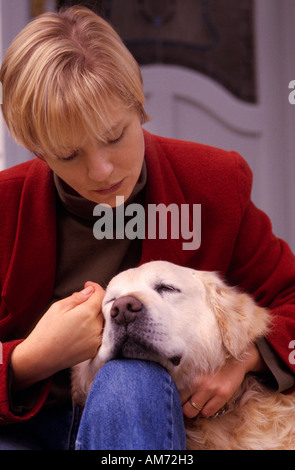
[104,294,182,367]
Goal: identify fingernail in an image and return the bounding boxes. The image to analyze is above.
[81,286,94,296]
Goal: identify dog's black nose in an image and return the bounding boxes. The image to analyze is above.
[110,295,144,326]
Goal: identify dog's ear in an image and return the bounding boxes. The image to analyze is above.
[206,280,270,359]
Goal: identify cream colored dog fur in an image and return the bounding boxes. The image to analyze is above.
[72,261,295,450]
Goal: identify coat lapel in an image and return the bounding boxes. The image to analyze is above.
[141,131,199,266]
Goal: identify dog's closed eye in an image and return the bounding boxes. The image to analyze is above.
[104,296,116,306]
[154,283,181,296]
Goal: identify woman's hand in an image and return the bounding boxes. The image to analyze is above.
[11,281,104,391]
[181,343,266,419]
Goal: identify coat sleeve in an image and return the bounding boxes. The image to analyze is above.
[227,153,295,385]
[0,340,52,424]
[0,161,54,425]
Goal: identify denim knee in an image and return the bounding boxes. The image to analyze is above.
[75,359,186,450]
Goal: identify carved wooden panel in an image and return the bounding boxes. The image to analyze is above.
[57,0,256,102]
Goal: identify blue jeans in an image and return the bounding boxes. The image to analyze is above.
[0,360,186,450]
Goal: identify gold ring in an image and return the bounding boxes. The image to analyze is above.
[188,399,203,412]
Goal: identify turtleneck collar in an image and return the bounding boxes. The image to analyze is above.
[53,160,147,220]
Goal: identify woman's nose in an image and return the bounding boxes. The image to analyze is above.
[86,151,114,182]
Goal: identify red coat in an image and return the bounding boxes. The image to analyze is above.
[1,131,295,424]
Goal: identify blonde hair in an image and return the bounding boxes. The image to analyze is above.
[0,6,148,159]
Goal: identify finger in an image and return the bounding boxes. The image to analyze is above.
[200,395,228,418]
[183,395,207,419]
[179,389,191,405]
[182,381,217,418]
[84,281,104,294]
[83,282,105,312]
[56,285,95,312]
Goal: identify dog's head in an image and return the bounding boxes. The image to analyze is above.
[99,261,269,389]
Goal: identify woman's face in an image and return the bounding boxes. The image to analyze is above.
[41,106,145,207]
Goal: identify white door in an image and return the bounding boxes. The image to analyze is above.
[142,0,295,252]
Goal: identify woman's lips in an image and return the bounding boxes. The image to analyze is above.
[92,179,124,195]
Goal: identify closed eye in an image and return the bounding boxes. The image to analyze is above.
[107,129,125,145]
[154,283,181,295]
[103,297,116,306]
[59,150,79,162]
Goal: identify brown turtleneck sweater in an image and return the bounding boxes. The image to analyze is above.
[53,162,147,299]
[45,163,147,407]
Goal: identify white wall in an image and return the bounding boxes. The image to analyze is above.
[0,0,32,169]
[253,0,295,251]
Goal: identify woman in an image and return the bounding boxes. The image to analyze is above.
[0,7,294,450]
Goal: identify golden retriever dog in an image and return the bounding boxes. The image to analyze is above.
[72,260,295,450]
